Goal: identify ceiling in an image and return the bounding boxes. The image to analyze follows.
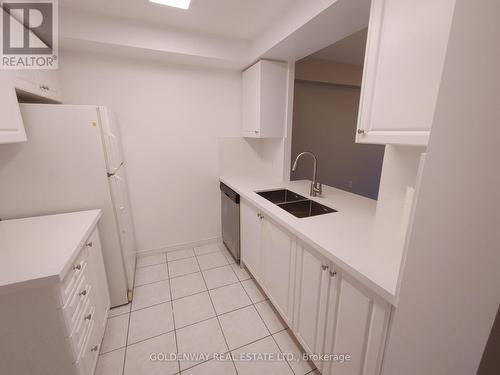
[59,0,303,41]
[308,28,367,65]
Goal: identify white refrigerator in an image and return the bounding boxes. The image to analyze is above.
[0,104,136,307]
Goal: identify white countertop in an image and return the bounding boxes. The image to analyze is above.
[220,177,406,305]
[0,210,102,291]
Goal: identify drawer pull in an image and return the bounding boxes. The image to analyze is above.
[84,313,92,321]
[72,264,82,271]
[330,270,337,277]
[79,289,87,297]
[321,264,329,271]
[86,241,93,247]
[90,345,99,352]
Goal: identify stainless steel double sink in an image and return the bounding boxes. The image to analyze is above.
[256,189,337,218]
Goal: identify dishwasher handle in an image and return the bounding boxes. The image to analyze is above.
[220,182,240,204]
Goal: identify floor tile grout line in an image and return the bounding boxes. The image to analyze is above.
[127,299,266,345]
[172,278,243,302]
[131,299,172,313]
[134,276,170,289]
[99,344,126,356]
[193,251,239,375]
[121,296,132,375]
[238,273,302,372]
[166,258,182,375]
[126,328,176,348]
[136,261,167,269]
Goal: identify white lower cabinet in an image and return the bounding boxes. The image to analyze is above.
[240,199,392,375]
[240,199,262,279]
[240,199,295,323]
[322,271,391,375]
[293,242,330,363]
[260,212,295,323]
[0,226,110,375]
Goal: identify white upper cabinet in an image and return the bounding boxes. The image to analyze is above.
[242,60,288,138]
[356,0,456,145]
[0,71,26,144]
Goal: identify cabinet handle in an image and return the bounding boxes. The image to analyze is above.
[79,289,87,297]
[321,264,329,271]
[86,241,93,247]
[329,270,337,277]
[90,345,99,352]
[73,264,81,271]
[357,129,365,135]
[254,130,259,134]
[84,313,92,321]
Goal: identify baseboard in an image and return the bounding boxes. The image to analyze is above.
[136,236,222,257]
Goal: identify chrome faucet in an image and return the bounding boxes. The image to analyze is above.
[291,151,322,197]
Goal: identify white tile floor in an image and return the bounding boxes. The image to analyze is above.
[95,242,316,375]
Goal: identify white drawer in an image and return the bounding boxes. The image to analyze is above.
[61,247,88,305]
[63,273,92,332]
[76,317,100,375]
[69,295,95,358]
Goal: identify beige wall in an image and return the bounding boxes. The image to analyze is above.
[290,80,384,199]
[295,58,363,87]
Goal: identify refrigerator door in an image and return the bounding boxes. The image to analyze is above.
[98,107,124,174]
[0,103,129,307]
[108,165,137,290]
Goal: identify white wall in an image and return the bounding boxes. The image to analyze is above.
[382,0,500,374]
[58,51,241,251]
[290,80,385,199]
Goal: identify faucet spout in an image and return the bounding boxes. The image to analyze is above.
[291,151,322,197]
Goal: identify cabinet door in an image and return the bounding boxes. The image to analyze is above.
[260,215,295,323]
[357,0,456,145]
[326,273,391,375]
[240,199,262,280]
[259,61,287,138]
[293,242,330,367]
[241,60,287,138]
[0,71,26,144]
[241,62,261,137]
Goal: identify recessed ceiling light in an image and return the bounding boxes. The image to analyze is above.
[149,0,191,9]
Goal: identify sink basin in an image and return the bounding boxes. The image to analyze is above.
[257,189,306,204]
[278,199,337,218]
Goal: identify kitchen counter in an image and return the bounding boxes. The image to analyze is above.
[0,210,102,291]
[220,176,407,305]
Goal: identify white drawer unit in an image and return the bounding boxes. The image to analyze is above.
[63,272,92,330]
[0,211,110,375]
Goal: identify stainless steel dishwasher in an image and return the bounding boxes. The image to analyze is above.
[220,182,240,262]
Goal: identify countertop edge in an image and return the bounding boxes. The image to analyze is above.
[220,177,399,305]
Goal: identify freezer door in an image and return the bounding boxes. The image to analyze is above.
[109,166,137,290]
[99,107,124,174]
